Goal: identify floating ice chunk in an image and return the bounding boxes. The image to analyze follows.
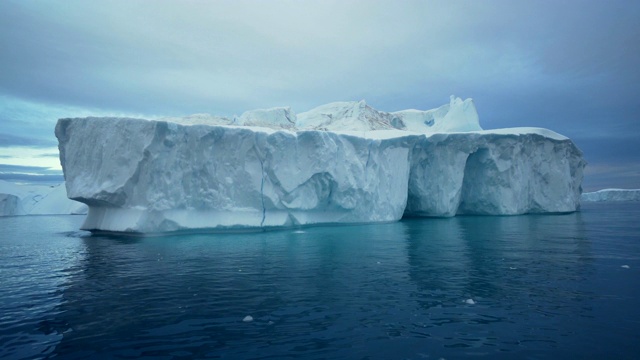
[581,189,640,202]
[622,265,630,269]
[465,299,476,305]
[242,315,253,322]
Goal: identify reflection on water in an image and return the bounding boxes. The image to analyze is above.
[404,214,595,353]
[1,203,639,359]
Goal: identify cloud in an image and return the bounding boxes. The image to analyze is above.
[1,1,637,118]
[0,0,638,188]
[0,173,64,184]
[0,133,58,148]
[583,163,640,191]
[0,147,62,170]
[0,163,63,184]
[0,163,62,174]
[574,135,640,165]
[35,153,61,158]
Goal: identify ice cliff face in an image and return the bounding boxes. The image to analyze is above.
[55,96,585,234]
[407,129,584,216]
[56,119,411,233]
[581,189,640,202]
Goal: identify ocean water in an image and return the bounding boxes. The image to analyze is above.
[1,203,639,359]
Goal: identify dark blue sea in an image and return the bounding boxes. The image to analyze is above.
[1,202,640,359]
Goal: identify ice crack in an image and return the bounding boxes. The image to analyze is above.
[257,154,266,227]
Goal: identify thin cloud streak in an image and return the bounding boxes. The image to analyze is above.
[0,164,62,174]
[0,133,58,148]
[0,173,64,184]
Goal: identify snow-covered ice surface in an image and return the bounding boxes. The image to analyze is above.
[55,96,585,234]
[289,95,481,133]
[0,180,88,216]
[581,189,640,202]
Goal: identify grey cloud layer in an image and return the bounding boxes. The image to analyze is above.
[0,0,638,188]
[0,164,61,174]
[0,133,57,148]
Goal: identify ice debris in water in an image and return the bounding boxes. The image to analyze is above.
[242,315,253,322]
[621,265,630,269]
[465,299,476,305]
[581,189,640,202]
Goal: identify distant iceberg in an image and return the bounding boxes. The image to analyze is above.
[0,180,87,216]
[581,189,640,202]
[55,96,585,234]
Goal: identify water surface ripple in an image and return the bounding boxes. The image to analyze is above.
[1,203,639,359]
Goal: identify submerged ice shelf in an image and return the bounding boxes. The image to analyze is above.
[55,96,585,234]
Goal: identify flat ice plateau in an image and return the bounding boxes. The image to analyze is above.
[0,180,87,216]
[55,96,585,234]
[581,189,640,202]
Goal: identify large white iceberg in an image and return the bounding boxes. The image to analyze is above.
[55,96,585,234]
[581,189,640,202]
[0,180,88,216]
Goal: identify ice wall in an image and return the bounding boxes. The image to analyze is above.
[406,129,584,216]
[56,118,411,233]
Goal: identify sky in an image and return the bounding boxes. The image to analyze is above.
[1,0,639,191]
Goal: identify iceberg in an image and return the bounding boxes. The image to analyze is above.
[55,96,585,234]
[0,180,88,216]
[581,189,640,202]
